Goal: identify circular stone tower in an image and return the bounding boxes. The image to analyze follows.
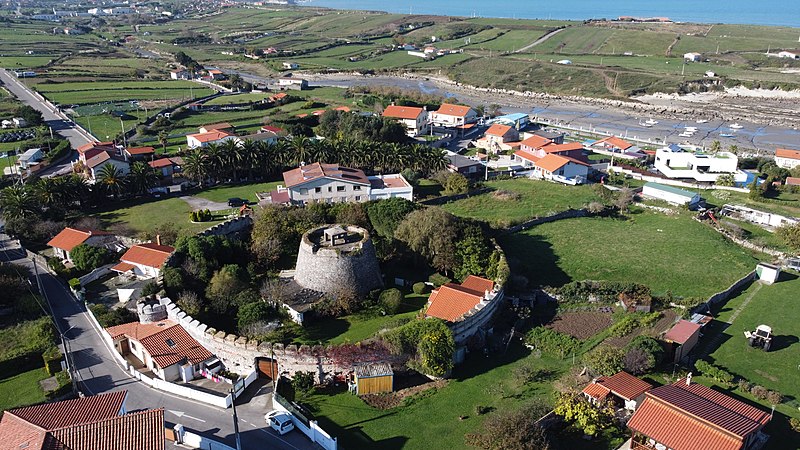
[137,297,167,323]
[293,224,383,296]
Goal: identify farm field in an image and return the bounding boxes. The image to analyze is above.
[500,209,761,298]
[32,80,214,106]
[441,179,601,226]
[73,110,148,142]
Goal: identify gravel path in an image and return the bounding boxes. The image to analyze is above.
[179,195,231,211]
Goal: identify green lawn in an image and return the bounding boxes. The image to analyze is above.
[93,197,224,236]
[204,93,270,106]
[500,210,760,297]
[303,345,567,450]
[0,367,48,411]
[295,294,429,345]
[441,179,601,226]
[195,181,282,204]
[34,80,214,105]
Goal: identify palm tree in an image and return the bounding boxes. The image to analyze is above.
[204,143,224,184]
[128,161,160,195]
[239,139,259,181]
[290,136,312,165]
[0,184,36,221]
[97,164,127,199]
[182,149,208,187]
[157,131,169,154]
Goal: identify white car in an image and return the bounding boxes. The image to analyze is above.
[265,410,295,435]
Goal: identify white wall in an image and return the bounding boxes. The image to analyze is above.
[180,430,237,450]
[272,396,338,450]
[775,156,800,169]
[289,178,369,203]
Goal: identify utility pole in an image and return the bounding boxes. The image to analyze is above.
[230,388,242,450]
[120,117,127,149]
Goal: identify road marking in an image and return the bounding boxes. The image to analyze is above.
[167,410,207,423]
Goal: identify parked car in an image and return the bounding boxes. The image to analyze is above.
[227,197,245,207]
[265,411,295,435]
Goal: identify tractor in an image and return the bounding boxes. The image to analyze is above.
[744,325,773,352]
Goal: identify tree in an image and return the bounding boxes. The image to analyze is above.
[70,244,113,272]
[237,301,273,331]
[157,131,169,153]
[128,161,160,195]
[0,184,36,221]
[97,164,127,199]
[395,208,460,273]
[776,223,800,251]
[553,393,614,436]
[623,347,655,375]
[709,140,721,153]
[205,264,248,313]
[292,371,316,396]
[583,344,624,376]
[716,173,735,187]
[365,197,418,239]
[614,187,635,212]
[443,172,469,195]
[379,288,403,314]
[465,401,551,450]
[455,224,492,281]
[176,290,203,316]
[13,105,44,126]
[384,319,454,377]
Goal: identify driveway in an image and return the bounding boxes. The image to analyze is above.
[0,232,322,450]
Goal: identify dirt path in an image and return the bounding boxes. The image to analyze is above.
[514,28,565,53]
[179,195,231,212]
[726,282,763,325]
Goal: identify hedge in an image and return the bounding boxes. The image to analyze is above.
[42,345,63,376]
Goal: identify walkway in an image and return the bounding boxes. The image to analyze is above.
[515,28,565,53]
[696,282,763,358]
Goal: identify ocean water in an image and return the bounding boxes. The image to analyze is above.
[305,0,800,27]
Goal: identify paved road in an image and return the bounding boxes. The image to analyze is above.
[0,231,319,450]
[0,69,92,177]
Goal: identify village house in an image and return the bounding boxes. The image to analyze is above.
[512,134,585,168]
[198,123,234,134]
[17,147,43,170]
[588,136,646,159]
[124,146,155,161]
[0,391,166,450]
[77,141,117,163]
[429,103,478,128]
[106,320,217,382]
[663,319,702,363]
[475,124,520,153]
[277,75,309,90]
[186,130,237,149]
[382,105,429,136]
[170,69,190,80]
[683,52,702,61]
[207,69,224,80]
[654,144,746,183]
[111,242,174,279]
[531,153,590,185]
[149,156,183,180]
[627,377,771,450]
[445,153,484,179]
[264,162,413,205]
[774,148,800,169]
[582,371,653,411]
[47,227,118,262]
[86,151,130,183]
[641,182,703,209]
[776,50,799,59]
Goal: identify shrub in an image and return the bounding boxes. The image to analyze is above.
[379,288,404,315]
[694,360,734,384]
[765,390,783,405]
[42,345,63,376]
[141,282,160,297]
[750,385,769,401]
[736,379,752,393]
[524,327,581,359]
[383,319,454,377]
[428,273,451,287]
[412,282,429,295]
[68,278,81,290]
[70,244,113,272]
[790,418,800,433]
[583,345,624,376]
[292,371,316,395]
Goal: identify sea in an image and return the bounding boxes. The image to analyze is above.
[304,0,800,27]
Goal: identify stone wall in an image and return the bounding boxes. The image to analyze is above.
[504,209,589,234]
[293,225,383,296]
[198,215,253,237]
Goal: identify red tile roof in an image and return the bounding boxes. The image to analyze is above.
[628,381,770,450]
[261,125,284,133]
[46,409,164,450]
[77,142,115,154]
[786,176,800,186]
[485,124,512,137]
[85,151,112,169]
[513,149,541,163]
[520,134,552,149]
[593,136,633,150]
[269,189,291,204]
[535,154,571,172]
[125,146,155,155]
[435,103,473,117]
[426,276,494,322]
[119,243,174,269]
[592,371,653,401]
[140,322,214,367]
[582,382,611,401]
[664,320,701,344]
[107,320,173,341]
[283,162,370,188]
[148,158,174,168]
[110,261,135,273]
[542,142,583,153]
[47,227,110,252]
[5,391,127,431]
[383,105,424,120]
[334,106,352,112]
[776,148,800,160]
[188,130,235,143]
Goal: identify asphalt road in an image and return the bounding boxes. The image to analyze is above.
[0,231,320,450]
[0,69,90,177]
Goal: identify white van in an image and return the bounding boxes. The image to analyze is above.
[265,411,295,435]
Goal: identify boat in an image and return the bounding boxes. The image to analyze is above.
[720,133,735,138]
[730,123,744,129]
[645,118,659,126]
[639,120,654,128]
[685,127,698,132]
[679,132,694,137]
[696,119,709,124]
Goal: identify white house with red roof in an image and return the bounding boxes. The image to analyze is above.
[532,153,590,185]
[429,103,478,128]
[106,320,216,382]
[186,130,236,149]
[774,148,800,169]
[47,227,118,262]
[124,146,155,161]
[382,105,429,136]
[265,162,413,205]
[425,275,504,348]
[111,242,174,279]
[588,136,647,160]
[0,391,167,450]
[475,124,520,153]
[627,377,771,450]
[513,134,587,171]
[85,150,130,183]
[582,370,653,411]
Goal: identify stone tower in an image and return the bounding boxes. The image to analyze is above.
[137,297,167,323]
[293,225,383,296]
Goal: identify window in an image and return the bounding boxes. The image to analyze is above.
[337,186,346,192]
[165,338,176,348]
[130,341,137,351]
[355,196,361,201]
[353,185,361,191]
[327,186,332,192]
[300,188,308,195]
[314,187,321,193]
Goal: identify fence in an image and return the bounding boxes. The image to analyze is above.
[504,208,589,234]
[77,263,113,286]
[694,270,756,314]
[179,429,236,450]
[273,387,338,450]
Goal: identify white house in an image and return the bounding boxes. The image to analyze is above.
[170,69,189,80]
[111,243,174,279]
[777,50,799,59]
[47,227,117,262]
[106,320,217,382]
[277,76,308,89]
[382,105,428,136]
[684,52,702,62]
[12,117,27,128]
[17,147,43,169]
[429,103,478,128]
[265,162,413,205]
[642,182,702,208]
[774,148,800,169]
[532,154,590,185]
[282,62,299,69]
[186,130,237,149]
[654,144,747,183]
[86,151,130,183]
[475,124,520,153]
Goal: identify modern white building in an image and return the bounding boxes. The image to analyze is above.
[641,182,702,208]
[774,148,800,169]
[382,105,428,136]
[654,145,747,183]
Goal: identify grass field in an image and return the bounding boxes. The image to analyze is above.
[195,181,282,204]
[0,368,48,411]
[93,197,223,235]
[500,209,760,297]
[304,345,567,450]
[441,179,601,226]
[204,93,270,106]
[33,81,214,106]
[74,110,148,142]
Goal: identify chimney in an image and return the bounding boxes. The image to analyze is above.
[686,372,692,385]
[156,234,161,246]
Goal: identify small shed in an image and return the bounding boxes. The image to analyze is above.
[663,320,702,363]
[642,182,702,209]
[353,362,393,395]
[756,263,780,284]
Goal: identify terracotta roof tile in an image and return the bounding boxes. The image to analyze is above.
[125,146,155,155]
[85,151,112,168]
[0,413,47,450]
[139,322,214,367]
[542,142,584,153]
[485,124,512,137]
[426,276,493,322]
[435,103,473,117]
[664,320,701,344]
[47,227,91,251]
[201,122,233,131]
[535,154,572,173]
[45,409,165,450]
[148,158,174,168]
[188,130,235,143]
[520,135,552,149]
[382,105,424,120]
[594,371,653,401]
[106,320,173,341]
[513,149,540,163]
[582,382,610,400]
[594,136,632,150]
[786,177,800,186]
[110,261,135,273]
[119,243,174,269]
[5,391,126,431]
[776,148,800,160]
[282,162,370,188]
[460,275,494,294]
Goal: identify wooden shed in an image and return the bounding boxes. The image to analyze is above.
[353,362,393,395]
